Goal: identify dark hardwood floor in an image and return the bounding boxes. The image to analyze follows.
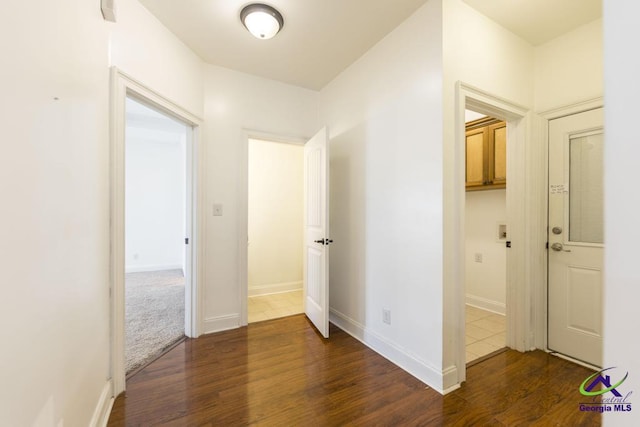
[108,315,601,426]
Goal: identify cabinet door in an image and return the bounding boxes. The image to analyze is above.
[489,122,507,186]
[465,127,488,189]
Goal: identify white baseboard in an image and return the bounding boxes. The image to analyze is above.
[125,264,184,273]
[248,281,302,297]
[329,309,444,394]
[442,365,461,392]
[466,294,506,315]
[203,314,240,334]
[89,380,114,427]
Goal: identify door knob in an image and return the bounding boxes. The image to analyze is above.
[314,238,334,245]
[552,226,562,235]
[550,242,571,252]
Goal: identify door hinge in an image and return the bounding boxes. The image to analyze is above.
[185,237,189,245]
[546,241,549,249]
[506,241,511,248]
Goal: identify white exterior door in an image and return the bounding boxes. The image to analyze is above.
[548,107,604,367]
[304,127,330,338]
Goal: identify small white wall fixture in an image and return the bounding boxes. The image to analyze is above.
[448,82,542,388]
[109,67,204,396]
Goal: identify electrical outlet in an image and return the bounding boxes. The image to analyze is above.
[383,309,391,325]
[213,203,223,216]
[474,253,483,263]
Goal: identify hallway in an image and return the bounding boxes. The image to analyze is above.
[108,315,600,426]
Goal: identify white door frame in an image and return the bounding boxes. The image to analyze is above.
[109,67,205,396]
[238,130,307,326]
[540,97,604,357]
[446,82,545,390]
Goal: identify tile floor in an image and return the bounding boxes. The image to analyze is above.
[466,305,506,363]
[248,290,304,323]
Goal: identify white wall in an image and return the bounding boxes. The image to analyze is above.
[248,139,303,296]
[442,0,535,388]
[203,65,319,332]
[320,1,444,390]
[0,1,111,425]
[465,190,506,314]
[0,0,205,424]
[534,19,603,112]
[125,111,186,273]
[603,1,640,426]
[109,0,204,116]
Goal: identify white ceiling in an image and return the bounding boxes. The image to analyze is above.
[137,0,429,90]
[462,0,601,46]
[137,0,602,91]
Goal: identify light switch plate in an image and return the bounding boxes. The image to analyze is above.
[213,203,223,216]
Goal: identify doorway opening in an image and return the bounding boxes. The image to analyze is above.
[247,138,305,323]
[448,82,537,390]
[239,127,330,336]
[110,67,203,397]
[463,110,508,365]
[124,96,189,376]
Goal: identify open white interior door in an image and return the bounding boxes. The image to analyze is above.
[548,108,604,367]
[304,127,330,338]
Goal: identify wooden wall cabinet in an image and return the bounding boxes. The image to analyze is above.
[465,117,506,191]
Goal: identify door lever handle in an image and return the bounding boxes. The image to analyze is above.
[550,242,571,252]
[314,238,334,245]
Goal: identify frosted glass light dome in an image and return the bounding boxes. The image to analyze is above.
[241,4,284,40]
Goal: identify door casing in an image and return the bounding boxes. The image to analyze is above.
[109,67,204,397]
[446,82,537,391]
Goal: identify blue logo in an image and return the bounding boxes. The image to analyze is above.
[578,367,633,414]
[580,367,628,397]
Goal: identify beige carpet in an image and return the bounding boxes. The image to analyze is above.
[125,269,185,374]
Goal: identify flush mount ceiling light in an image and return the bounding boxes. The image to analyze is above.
[240,3,284,40]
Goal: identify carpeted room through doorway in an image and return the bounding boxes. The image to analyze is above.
[125,269,185,375]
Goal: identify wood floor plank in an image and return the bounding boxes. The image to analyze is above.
[108,314,601,426]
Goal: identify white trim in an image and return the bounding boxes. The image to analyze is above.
[203,314,241,334]
[88,380,114,427]
[244,129,308,146]
[539,97,604,120]
[465,296,506,316]
[238,131,249,327]
[238,130,308,327]
[530,113,549,352]
[248,281,303,297]
[329,309,444,394]
[125,264,184,274]
[109,67,205,397]
[448,82,539,390]
[442,367,461,394]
